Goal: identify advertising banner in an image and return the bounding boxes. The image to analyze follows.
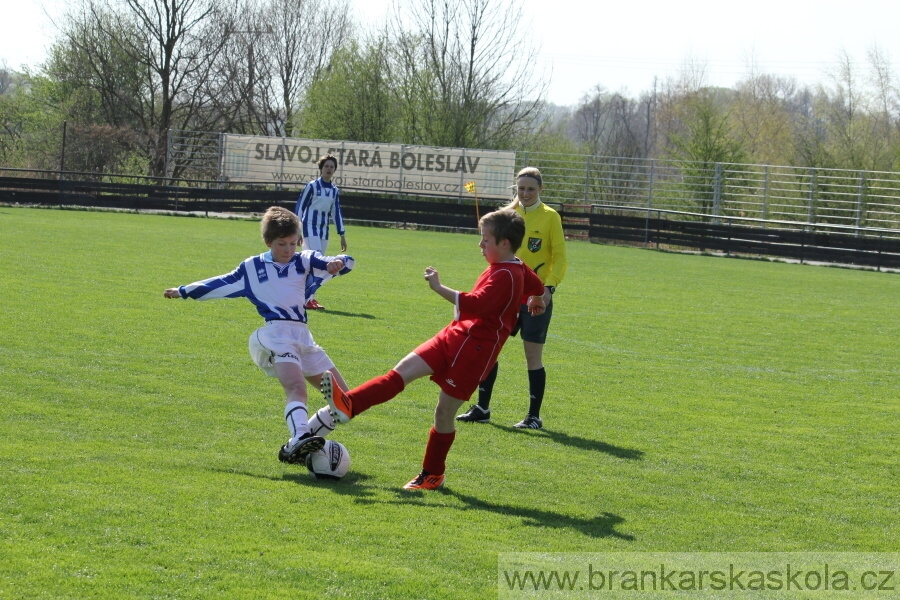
[222,134,516,200]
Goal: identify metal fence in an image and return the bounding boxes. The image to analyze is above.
[166,129,223,182]
[160,130,900,235]
[518,152,900,233]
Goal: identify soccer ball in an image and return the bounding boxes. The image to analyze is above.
[305,440,350,480]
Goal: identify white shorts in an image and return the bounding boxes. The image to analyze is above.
[248,321,335,378]
[302,236,328,254]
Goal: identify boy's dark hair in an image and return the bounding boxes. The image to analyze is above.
[480,208,526,252]
[261,206,300,244]
[318,153,338,170]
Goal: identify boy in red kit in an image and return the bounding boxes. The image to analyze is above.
[317,208,546,490]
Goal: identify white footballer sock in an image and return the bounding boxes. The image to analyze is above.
[284,401,309,441]
[308,406,336,438]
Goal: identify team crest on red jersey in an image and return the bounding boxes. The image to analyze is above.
[528,237,542,252]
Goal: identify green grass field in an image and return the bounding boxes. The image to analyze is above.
[0,207,897,599]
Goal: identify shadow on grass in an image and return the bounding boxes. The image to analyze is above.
[399,488,635,540]
[345,486,634,540]
[316,309,377,319]
[210,466,380,498]
[485,423,644,460]
[215,467,634,539]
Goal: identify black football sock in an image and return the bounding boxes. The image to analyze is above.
[527,367,546,418]
[477,361,499,410]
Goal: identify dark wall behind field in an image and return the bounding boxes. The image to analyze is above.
[2,175,898,270]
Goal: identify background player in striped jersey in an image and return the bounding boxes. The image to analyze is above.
[315,209,546,490]
[163,206,353,465]
[294,153,347,310]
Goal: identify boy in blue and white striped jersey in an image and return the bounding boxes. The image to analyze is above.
[294,153,346,310]
[164,206,354,465]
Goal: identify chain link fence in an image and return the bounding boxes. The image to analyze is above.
[517,152,900,232]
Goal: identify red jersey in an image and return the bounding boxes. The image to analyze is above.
[415,258,544,400]
[452,259,545,342]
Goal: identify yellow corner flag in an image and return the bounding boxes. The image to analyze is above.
[464,181,480,225]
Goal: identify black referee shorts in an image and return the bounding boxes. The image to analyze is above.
[511,297,554,344]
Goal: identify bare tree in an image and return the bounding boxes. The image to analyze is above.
[388,0,546,148]
[674,52,710,96]
[262,0,351,136]
[54,0,231,177]
[815,47,900,171]
[866,44,900,170]
[824,49,867,169]
[0,63,12,96]
[789,85,832,168]
[205,0,351,137]
[573,86,646,158]
[203,1,269,134]
[732,68,797,166]
[65,123,142,173]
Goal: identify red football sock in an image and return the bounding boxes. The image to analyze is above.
[347,369,405,416]
[422,426,456,476]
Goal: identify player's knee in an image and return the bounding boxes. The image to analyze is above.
[434,395,463,429]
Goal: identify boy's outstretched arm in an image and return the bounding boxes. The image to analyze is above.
[305,254,354,300]
[163,288,181,299]
[423,266,457,304]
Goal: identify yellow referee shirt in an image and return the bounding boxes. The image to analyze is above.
[515,200,567,288]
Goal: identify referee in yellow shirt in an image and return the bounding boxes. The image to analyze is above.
[457,167,567,429]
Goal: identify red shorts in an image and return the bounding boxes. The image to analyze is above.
[414,326,501,401]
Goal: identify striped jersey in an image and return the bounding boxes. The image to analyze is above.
[294,178,345,240]
[176,250,354,323]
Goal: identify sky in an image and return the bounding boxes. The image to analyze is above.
[3,0,898,107]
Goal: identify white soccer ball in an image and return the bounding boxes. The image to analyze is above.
[305,440,350,480]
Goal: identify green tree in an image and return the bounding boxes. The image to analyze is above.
[661,88,747,216]
[0,71,67,170]
[516,114,592,204]
[299,37,397,142]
